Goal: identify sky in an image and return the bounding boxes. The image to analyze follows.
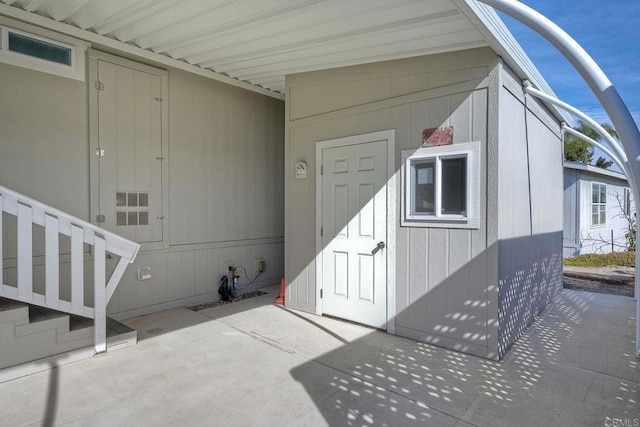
[497,0,640,142]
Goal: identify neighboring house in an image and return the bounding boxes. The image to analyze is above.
[563,161,635,257]
[1,0,564,371]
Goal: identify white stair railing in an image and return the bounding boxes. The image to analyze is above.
[0,185,140,353]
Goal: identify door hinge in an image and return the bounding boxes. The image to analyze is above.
[96,214,105,224]
[320,289,323,299]
[320,165,323,175]
[320,227,323,237]
[95,81,104,91]
[155,97,163,102]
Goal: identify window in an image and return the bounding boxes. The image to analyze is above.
[0,19,86,81]
[591,183,606,227]
[624,187,632,216]
[8,31,72,65]
[402,141,480,229]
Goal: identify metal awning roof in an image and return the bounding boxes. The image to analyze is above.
[0,0,557,105]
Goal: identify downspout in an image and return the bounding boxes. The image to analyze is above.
[476,0,640,358]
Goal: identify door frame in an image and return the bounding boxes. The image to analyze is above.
[315,129,396,333]
[88,49,170,250]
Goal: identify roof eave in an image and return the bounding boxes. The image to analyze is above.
[452,0,569,124]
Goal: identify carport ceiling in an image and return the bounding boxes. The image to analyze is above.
[0,0,494,95]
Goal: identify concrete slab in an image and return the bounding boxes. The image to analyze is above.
[0,289,637,426]
[564,265,635,286]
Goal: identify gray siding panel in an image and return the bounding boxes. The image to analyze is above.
[496,65,563,358]
[0,63,89,223]
[286,48,498,356]
[169,70,284,245]
[0,57,285,318]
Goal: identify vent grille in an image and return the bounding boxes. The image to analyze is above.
[115,191,152,226]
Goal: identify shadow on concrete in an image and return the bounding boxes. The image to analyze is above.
[42,361,59,427]
[289,290,639,426]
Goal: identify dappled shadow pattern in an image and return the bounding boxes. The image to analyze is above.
[291,290,638,426]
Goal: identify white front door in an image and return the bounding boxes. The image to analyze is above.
[320,138,388,328]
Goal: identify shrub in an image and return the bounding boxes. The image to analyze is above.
[564,251,636,268]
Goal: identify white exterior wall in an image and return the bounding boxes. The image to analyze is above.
[563,164,633,256]
[0,39,285,318]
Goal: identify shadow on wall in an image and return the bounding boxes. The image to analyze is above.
[497,232,564,357]
[289,290,639,426]
[386,232,563,360]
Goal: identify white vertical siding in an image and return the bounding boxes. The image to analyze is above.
[576,171,633,255]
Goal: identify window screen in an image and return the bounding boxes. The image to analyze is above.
[8,31,72,66]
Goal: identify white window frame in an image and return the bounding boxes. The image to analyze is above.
[0,17,87,81]
[624,187,632,216]
[401,141,480,229]
[591,182,607,227]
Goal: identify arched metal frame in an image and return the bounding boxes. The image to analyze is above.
[477,0,640,358]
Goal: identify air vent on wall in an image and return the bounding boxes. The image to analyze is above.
[115,191,150,226]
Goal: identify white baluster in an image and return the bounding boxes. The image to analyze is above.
[94,233,106,353]
[45,214,60,308]
[17,203,33,299]
[71,224,84,314]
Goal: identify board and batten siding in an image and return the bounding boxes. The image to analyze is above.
[169,69,284,245]
[496,64,563,358]
[285,48,498,357]
[0,54,285,319]
[108,68,285,317]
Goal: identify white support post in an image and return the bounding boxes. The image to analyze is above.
[476,0,640,358]
[70,224,84,314]
[17,203,33,300]
[45,214,60,307]
[94,234,107,354]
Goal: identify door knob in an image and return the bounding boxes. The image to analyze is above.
[371,241,386,255]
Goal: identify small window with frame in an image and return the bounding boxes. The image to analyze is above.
[0,18,87,81]
[624,187,632,216]
[591,182,607,227]
[402,141,480,229]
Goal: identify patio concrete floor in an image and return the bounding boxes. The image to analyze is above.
[0,287,638,426]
